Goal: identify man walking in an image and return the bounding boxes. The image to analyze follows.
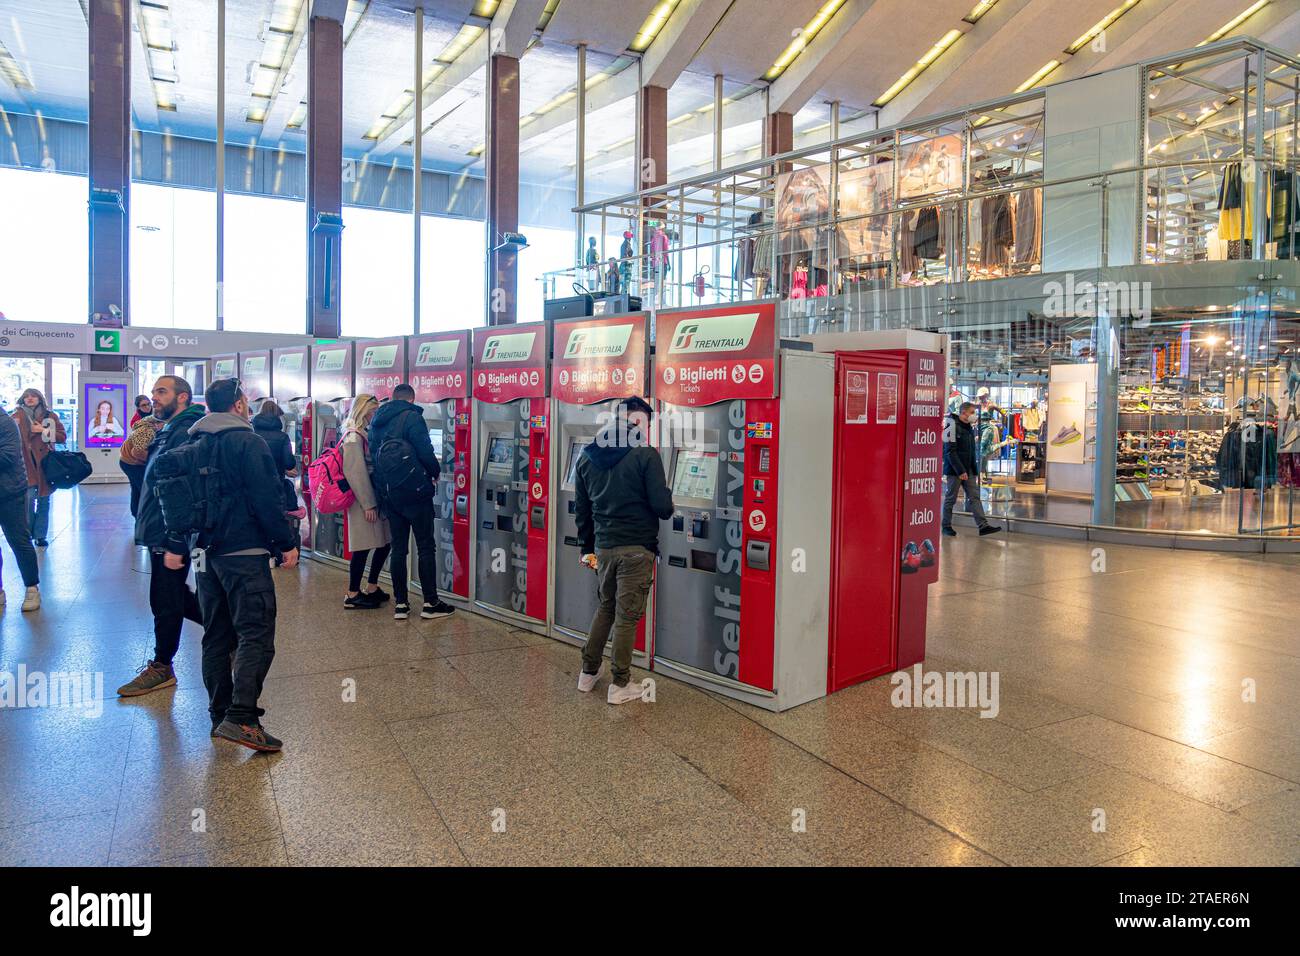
[118,377,205,695]
[184,379,299,751]
[942,401,1001,537]
[368,383,454,622]
[574,397,674,704]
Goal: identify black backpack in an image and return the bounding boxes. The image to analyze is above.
[150,433,232,538]
[373,411,433,506]
[41,450,93,489]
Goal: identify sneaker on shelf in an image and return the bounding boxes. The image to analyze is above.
[213,720,283,752]
[978,525,1002,536]
[393,603,411,621]
[116,660,177,697]
[343,592,380,610]
[21,586,40,612]
[421,600,455,620]
[577,665,602,693]
[607,681,646,705]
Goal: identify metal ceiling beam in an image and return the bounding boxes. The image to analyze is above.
[766,0,876,116]
[642,0,734,89]
[311,0,349,22]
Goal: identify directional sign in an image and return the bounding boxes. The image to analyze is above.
[93,331,120,353]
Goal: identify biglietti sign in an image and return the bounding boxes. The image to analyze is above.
[654,304,778,406]
[472,323,547,403]
[552,315,647,404]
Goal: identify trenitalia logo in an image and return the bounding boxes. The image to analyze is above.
[564,323,632,359]
[668,313,759,354]
[481,332,536,364]
[315,349,345,371]
[415,339,460,367]
[361,345,397,369]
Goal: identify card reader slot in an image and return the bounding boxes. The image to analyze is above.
[690,549,717,573]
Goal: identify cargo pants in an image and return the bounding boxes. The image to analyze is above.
[581,545,654,687]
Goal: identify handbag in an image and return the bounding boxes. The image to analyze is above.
[42,449,93,489]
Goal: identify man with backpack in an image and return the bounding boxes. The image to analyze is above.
[169,378,299,751]
[367,384,453,622]
[118,376,206,697]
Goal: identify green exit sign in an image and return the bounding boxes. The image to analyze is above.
[94,330,121,353]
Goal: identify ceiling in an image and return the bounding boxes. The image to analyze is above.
[2,0,1299,190]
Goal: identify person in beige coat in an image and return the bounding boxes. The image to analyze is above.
[341,394,392,609]
[13,388,67,547]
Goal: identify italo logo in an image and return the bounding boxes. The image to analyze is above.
[668,313,760,354]
[415,339,461,367]
[564,323,633,359]
[481,332,536,364]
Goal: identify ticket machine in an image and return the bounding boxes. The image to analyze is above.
[307,341,355,569]
[210,353,237,385]
[470,323,550,632]
[408,331,472,606]
[651,305,945,711]
[240,350,272,405]
[549,313,651,657]
[271,345,312,546]
[354,337,407,401]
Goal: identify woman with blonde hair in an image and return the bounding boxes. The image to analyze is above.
[340,393,392,609]
[13,387,66,548]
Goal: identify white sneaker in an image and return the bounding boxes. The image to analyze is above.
[607,680,645,705]
[577,665,602,693]
[21,586,40,612]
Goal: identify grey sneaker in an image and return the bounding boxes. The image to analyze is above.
[117,660,177,697]
[214,720,283,752]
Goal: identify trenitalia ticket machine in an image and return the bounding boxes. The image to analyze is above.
[354,336,407,401]
[549,313,651,658]
[651,305,945,711]
[408,331,472,606]
[271,345,312,544]
[210,353,238,385]
[240,351,272,405]
[471,322,550,632]
[308,341,355,568]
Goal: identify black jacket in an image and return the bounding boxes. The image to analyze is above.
[575,422,674,554]
[368,399,439,481]
[0,412,28,501]
[252,413,295,474]
[943,413,978,477]
[136,403,207,551]
[187,411,297,557]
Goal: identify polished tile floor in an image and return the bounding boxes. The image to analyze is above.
[1,485,1296,866]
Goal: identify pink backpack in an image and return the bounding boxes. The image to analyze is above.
[307,440,356,515]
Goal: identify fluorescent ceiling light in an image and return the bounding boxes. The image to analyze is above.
[473,0,501,18]
[1066,0,1141,55]
[537,0,561,31]
[874,29,963,107]
[0,43,33,91]
[1201,0,1269,45]
[1015,59,1061,92]
[963,1,999,23]
[765,0,848,80]
[630,1,682,53]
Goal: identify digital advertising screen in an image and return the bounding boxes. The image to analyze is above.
[83,382,128,449]
[672,449,719,503]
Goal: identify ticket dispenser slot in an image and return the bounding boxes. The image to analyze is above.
[530,504,545,529]
[745,540,770,571]
[455,495,468,517]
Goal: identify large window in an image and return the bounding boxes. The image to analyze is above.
[0,1,88,324]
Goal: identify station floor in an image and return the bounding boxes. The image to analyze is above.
[1,484,1296,867]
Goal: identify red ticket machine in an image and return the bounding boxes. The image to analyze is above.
[471,323,551,632]
[354,336,408,400]
[409,331,472,605]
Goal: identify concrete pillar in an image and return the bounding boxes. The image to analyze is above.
[307,15,344,338]
[87,0,131,370]
[763,110,794,159]
[486,53,520,326]
[638,84,668,191]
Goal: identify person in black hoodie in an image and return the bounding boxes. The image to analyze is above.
[188,378,299,752]
[117,376,206,697]
[942,401,1000,537]
[574,397,674,704]
[251,399,299,512]
[368,383,454,622]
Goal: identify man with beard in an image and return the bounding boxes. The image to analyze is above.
[117,377,207,697]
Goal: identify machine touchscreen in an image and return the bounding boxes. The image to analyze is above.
[563,437,589,490]
[671,449,719,504]
[484,435,516,478]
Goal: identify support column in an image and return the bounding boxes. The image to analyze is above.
[486,53,520,326]
[87,0,131,371]
[763,110,794,159]
[307,15,344,338]
[1092,312,1119,527]
[638,84,668,191]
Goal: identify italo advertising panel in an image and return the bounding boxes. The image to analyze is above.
[355,337,407,400]
[272,346,310,399]
[408,330,470,403]
[83,381,128,448]
[211,353,237,382]
[653,303,778,406]
[240,350,271,401]
[471,322,548,403]
[551,313,648,404]
[310,342,354,399]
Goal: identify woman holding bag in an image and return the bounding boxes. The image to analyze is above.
[341,394,392,609]
[13,388,66,547]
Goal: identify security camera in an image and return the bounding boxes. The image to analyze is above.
[493,232,529,252]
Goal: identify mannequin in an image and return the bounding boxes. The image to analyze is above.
[619,229,634,292]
